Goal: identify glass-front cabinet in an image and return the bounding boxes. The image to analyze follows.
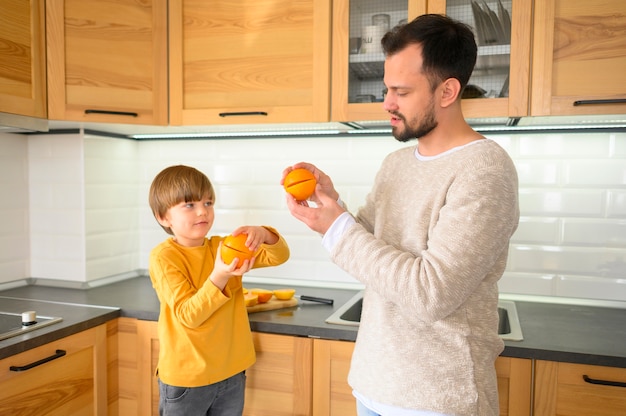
[331,0,532,122]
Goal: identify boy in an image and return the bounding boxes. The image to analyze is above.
[148,165,290,416]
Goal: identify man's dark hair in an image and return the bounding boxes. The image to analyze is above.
[381,14,477,92]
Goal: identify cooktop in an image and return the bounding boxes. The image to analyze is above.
[0,311,63,341]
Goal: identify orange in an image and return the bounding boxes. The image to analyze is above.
[273,288,295,300]
[250,288,273,304]
[221,234,255,268]
[244,293,258,307]
[284,168,316,201]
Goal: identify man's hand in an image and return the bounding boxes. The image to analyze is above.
[285,184,346,235]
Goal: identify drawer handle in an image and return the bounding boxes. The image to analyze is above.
[9,349,67,372]
[573,99,626,106]
[218,111,268,117]
[583,374,626,388]
[84,109,139,117]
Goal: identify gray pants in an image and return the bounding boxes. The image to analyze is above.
[158,371,246,416]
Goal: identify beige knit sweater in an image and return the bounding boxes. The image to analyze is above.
[333,139,519,415]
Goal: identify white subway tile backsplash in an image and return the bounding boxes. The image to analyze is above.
[518,133,611,157]
[0,130,625,302]
[498,272,556,296]
[606,190,626,218]
[562,219,626,246]
[510,245,625,277]
[0,134,29,280]
[514,160,560,186]
[610,132,626,156]
[518,189,605,216]
[564,160,626,186]
[556,274,626,301]
[2,209,29,235]
[511,218,560,245]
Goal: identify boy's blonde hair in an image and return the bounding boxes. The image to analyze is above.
[149,165,216,235]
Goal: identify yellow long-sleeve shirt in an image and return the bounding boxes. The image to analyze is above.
[148,228,290,387]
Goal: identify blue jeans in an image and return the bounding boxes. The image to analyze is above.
[158,371,246,416]
[356,397,454,416]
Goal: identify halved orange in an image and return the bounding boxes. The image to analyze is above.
[273,289,296,300]
[249,288,273,303]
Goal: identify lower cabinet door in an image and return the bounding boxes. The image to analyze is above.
[534,360,626,415]
[244,332,313,416]
[0,325,107,415]
[312,338,356,416]
[312,339,532,416]
[136,319,314,416]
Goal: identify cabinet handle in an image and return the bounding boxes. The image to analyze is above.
[218,111,268,117]
[9,349,67,372]
[583,374,626,388]
[84,109,138,117]
[573,99,626,106]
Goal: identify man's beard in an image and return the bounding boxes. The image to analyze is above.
[391,105,438,143]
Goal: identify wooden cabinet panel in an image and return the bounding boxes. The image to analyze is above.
[496,356,532,416]
[0,0,46,118]
[135,319,313,416]
[331,0,532,121]
[244,332,313,416]
[46,0,168,125]
[534,360,626,416]
[0,325,107,415]
[312,338,356,416]
[169,0,331,125]
[531,0,626,116]
[312,339,532,416]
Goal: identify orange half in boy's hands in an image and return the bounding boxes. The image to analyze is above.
[283,168,317,201]
[221,234,255,268]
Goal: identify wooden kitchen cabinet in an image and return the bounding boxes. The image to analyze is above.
[107,317,142,416]
[312,339,532,416]
[495,356,532,416]
[46,0,168,125]
[134,319,313,415]
[534,360,626,415]
[312,338,355,416]
[244,332,313,415]
[168,0,331,126]
[0,0,46,118]
[530,0,626,116]
[0,324,108,415]
[331,0,425,122]
[330,0,532,122]
[428,0,532,119]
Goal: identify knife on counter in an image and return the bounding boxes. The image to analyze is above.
[295,295,334,305]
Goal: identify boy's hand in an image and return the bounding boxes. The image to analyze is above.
[210,242,256,290]
[231,225,278,251]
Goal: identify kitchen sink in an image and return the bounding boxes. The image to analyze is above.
[325,291,523,341]
[0,311,63,341]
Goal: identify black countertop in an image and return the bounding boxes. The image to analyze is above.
[0,296,119,359]
[1,276,625,368]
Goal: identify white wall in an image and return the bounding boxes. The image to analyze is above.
[0,130,625,301]
[0,133,30,280]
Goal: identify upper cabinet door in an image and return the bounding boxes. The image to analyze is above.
[331,0,532,122]
[169,0,332,126]
[0,0,46,118]
[530,0,626,116]
[428,0,532,119]
[331,0,426,122]
[46,0,168,125]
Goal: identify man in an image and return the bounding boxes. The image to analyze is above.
[282,14,519,416]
